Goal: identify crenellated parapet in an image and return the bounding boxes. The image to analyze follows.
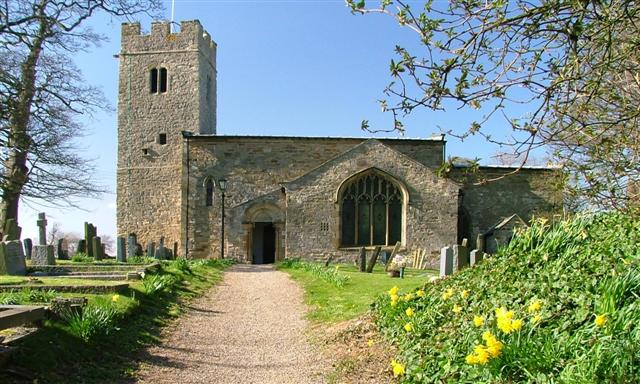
[120,20,216,65]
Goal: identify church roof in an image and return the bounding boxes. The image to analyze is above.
[185,133,445,143]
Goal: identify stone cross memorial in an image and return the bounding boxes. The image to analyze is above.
[37,213,47,245]
[32,212,55,266]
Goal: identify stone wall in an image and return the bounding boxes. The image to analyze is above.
[185,136,453,262]
[455,166,563,249]
[116,20,217,252]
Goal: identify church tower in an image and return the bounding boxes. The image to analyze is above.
[116,20,217,253]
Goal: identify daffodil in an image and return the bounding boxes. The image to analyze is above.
[390,360,405,377]
[416,289,425,298]
[595,314,607,327]
[511,318,523,331]
[405,307,415,317]
[367,339,374,347]
[460,290,470,299]
[452,305,462,314]
[390,299,398,308]
[531,314,542,324]
[527,299,542,313]
[403,293,414,301]
[473,315,484,327]
[389,286,399,296]
[442,288,454,300]
[404,323,413,332]
[112,294,120,302]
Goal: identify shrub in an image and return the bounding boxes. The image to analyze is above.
[375,212,640,383]
[0,288,57,305]
[62,300,119,342]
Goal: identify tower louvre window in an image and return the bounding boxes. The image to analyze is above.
[150,68,158,93]
[150,67,168,94]
[158,133,167,145]
[159,68,167,93]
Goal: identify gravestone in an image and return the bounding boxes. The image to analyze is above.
[476,234,485,253]
[146,242,155,258]
[470,249,484,266]
[57,238,69,260]
[77,239,86,254]
[32,245,55,266]
[358,247,366,272]
[366,246,382,273]
[453,244,470,272]
[0,240,27,275]
[117,237,126,262]
[439,246,453,277]
[155,240,166,260]
[3,218,22,241]
[127,234,137,258]
[23,238,33,260]
[37,213,47,245]
[92,237,103,260]
[84,222,97,257]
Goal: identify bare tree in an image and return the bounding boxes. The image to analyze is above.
[0,0,161,232]
[347,0,640,209]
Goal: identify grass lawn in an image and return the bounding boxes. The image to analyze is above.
[0,259,232,383]
[279,262,436,323]
[0,276,127,286]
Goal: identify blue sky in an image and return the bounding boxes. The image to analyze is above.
[19,0,529,244]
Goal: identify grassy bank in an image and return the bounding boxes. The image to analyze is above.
[1,259,232,383]
[375,213,640,383]
[278,260,434,323]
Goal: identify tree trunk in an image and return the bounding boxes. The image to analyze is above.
[0,1,49,230]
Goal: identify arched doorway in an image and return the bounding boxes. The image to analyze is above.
[242,203,284,264]
[252,222,276,264]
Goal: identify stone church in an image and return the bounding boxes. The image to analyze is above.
[116,20,560,265]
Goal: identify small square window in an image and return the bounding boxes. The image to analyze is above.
[158,133,167,145]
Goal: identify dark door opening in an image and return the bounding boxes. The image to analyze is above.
[252,222,276,264]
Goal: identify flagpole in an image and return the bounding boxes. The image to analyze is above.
[170,0,176,32]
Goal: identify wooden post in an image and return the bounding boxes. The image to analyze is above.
[366,246,381,273]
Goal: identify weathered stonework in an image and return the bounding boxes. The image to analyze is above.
[116,20,561,266]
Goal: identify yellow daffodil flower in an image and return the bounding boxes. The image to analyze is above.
[442,288,454,300]
[595,314,607,327]
[404,323,413,332]
[531,314,542,324]
[473,315,484,327]
[112,294,120,302]
[389,286,399,296]
[416,289,425,298]
[460,290,470,299]
[452,305,462,314]
[405,307,415,317]
[391,360,405,377]
[527,299,542,313]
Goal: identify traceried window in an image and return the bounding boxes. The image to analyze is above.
[340,171,403,247]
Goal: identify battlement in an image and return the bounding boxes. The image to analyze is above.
[120,20,216,59]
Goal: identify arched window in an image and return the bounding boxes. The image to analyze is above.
[340,171,403,247]
[205,179,214,207]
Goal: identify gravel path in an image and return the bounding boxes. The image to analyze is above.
[136,264,325,384]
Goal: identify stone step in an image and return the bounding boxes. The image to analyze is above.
[44,273,140,281]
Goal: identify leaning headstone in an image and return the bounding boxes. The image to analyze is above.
[470,249,484,266]
[453,244,470,272]
[92,236,102,261]
[57,238,69,260]
[37,213,47,245]
[0,240,27,275]
[127,234,137,258]
[117,237,126,262]
[77,239,86,254]
[32,244,55,266]
[439,246,453,277]
[366,246,382,273]
[3,218,22,241]
[23,238,33,260]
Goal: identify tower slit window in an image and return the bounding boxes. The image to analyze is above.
[340,171,403,247]
[159,68,167,93]
[205,179,214,207]
[150,68,158,93]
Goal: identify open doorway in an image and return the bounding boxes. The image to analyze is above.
[252,222,275,264]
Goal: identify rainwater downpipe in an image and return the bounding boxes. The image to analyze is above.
[182,131,194,258]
